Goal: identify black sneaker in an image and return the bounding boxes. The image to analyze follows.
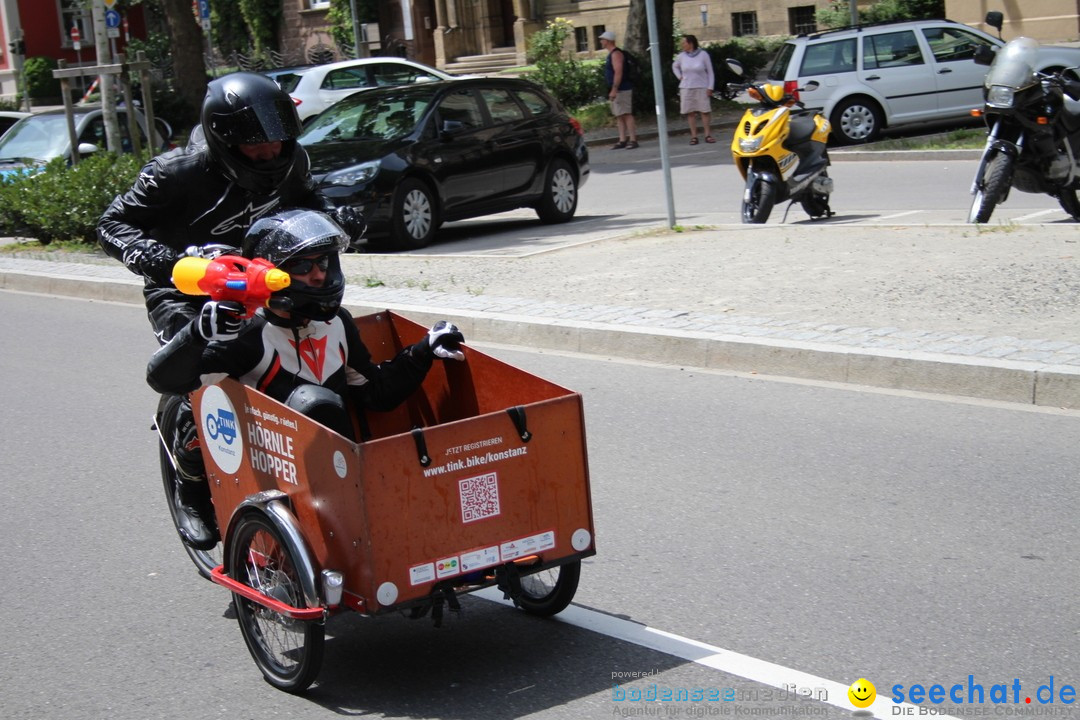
[174,476,220,551]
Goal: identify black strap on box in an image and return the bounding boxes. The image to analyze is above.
[506,405,532,442]
[411,427,431,466]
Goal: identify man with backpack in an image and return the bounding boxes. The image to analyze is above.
[599,30,639,150]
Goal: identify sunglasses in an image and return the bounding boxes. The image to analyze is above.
[280,254,331,275]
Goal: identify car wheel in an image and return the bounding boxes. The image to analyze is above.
[390,178,437,251]
[830,97,883,145]
[535,158,578,224]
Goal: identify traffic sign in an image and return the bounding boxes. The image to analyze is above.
[105,9,121,29]
[104,0,117,7]
[70,25,81,51]
[199,0,210,19]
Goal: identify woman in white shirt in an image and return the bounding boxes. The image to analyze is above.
[672,34,716,145]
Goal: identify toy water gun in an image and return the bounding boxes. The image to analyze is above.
[172,255,291,318]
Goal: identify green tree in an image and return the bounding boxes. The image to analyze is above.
[146,0,209,124]
[623,0,676,115]
[237,0,282,56]
[327,0,378,54]
[210,0,250,58]
[818,0,946,29]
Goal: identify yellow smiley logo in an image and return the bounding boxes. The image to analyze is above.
[848,678,876,708]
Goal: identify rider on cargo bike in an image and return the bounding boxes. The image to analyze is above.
[147,210,596,693]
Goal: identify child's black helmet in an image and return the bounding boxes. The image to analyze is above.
[243,209,348,322]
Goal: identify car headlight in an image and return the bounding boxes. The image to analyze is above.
[325,160,380,187]
[738,136,763,152]
[986,85,1015,108]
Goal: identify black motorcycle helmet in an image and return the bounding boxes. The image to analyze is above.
[243,209,349,323]
[201,72,303,194]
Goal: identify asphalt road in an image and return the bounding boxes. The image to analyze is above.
[3,291,1078,719]
[390,152,1073,259]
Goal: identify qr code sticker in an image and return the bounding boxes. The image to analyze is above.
[459,472,500,523]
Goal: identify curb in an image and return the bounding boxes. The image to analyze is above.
[4,266,1079,409]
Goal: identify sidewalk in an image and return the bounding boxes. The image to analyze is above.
[3,218,1080,410]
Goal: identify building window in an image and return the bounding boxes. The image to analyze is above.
[789,6,817,35]
[592,26,607,51]
[58,0,93,47]
[309,0,331,8]
[732,11,758,37]
[575,27,589,53]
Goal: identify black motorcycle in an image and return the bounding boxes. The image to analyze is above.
[968,37,1080,223]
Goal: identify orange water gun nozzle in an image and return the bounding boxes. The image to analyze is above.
[172,255,290,317]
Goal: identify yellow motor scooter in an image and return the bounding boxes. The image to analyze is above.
[724,59,834,224]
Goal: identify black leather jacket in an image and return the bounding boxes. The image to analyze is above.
[98,139,331,340]
[98,142,328,284]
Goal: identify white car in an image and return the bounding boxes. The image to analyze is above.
[766,18,1080,144]
[0,110,31,140]
[275,58,460,122]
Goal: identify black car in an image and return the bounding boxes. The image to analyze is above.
[298,77,590,251]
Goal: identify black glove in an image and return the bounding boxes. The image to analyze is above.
[331,206,366,242]
[196,301,245,342]
[426,321,465,361]
[139,242,180,285]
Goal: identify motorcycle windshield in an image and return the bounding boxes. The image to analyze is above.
[985,36,1039,90]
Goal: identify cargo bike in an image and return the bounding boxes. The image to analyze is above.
[155,311,596,692]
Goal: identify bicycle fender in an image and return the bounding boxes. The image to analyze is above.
[224,491,321,610]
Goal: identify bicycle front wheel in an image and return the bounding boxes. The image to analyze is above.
[228,511,324,693]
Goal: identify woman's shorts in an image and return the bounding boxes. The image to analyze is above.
[680,87,712,115]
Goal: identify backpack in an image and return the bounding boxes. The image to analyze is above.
[618,49,640,84]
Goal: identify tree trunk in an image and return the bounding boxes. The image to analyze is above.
[158,0,209,124]
[624,0,675,111]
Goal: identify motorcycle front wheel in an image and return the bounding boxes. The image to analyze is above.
[968,152,1013,223]
[229,510,325,693]
[742,180,776,224]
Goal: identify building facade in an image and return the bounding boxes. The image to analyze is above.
[1,0,147,102]
[944,1,1080,44]
[361,0,1080,71]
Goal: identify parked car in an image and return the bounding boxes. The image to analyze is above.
[262,64,314,89]
[0,110,31,140]
[0,106,170,179]
[300,77,590,251]
[766,18,1080,144]
[278,58,462,123]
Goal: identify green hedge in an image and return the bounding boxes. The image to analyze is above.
[0,152,145,245]
[23,56,61,99]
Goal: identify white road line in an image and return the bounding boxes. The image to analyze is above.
[1012,209,1059,222]
[477,588,955,719]
[868,210,923,222]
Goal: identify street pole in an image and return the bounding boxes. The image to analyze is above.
[850,0,858,26]
[349,0,368,58]
[645,0,677,228]
[92,0,121,153]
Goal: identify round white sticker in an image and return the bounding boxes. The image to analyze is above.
[377,582,399,606]
[333,450,348,478]
[199,385,243,474]
[571,528,592,552]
